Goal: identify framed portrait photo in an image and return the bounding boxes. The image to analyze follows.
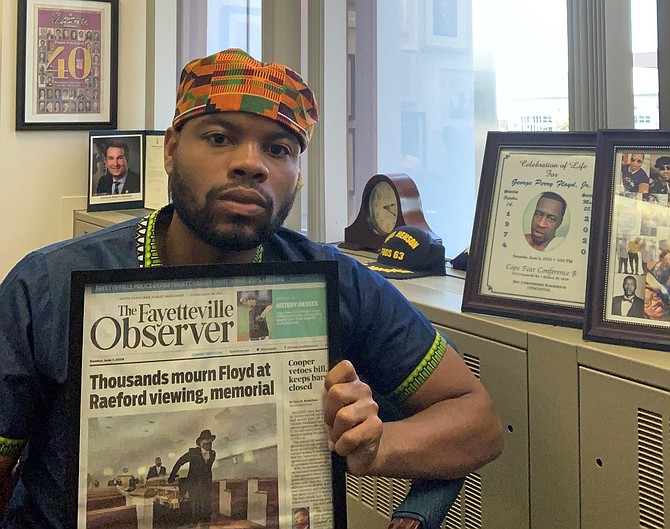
[88,130,144,211]
[584,129,670,351]
[16,0,118,130]
[462,131,597,327]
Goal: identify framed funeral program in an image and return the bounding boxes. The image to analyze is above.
[65,261,346,528]
[584,129,670,351]
[463,131,597,327]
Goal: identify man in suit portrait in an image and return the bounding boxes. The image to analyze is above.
[168,429,217,524]
[95,141,141,195]
[611,274,645,318]
[146,456,166,480]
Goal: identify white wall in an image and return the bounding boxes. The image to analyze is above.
[0,0,149,279]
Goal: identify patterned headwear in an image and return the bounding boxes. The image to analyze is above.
[172,48,319,152]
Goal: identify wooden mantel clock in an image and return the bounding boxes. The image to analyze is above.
[339,173,440,252]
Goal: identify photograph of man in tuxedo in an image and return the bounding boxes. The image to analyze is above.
[611,274,645,318]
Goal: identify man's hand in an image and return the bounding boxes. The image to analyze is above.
[324,360,383,475]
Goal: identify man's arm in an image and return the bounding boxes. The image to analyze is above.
[167,452,190,483]
[324,344,504,479]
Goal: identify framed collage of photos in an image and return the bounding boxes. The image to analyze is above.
[463,131,597,327]
[16,0,118,130]
[584,130,670,351]
[65,261,347,529]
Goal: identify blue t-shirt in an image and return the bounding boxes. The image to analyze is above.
[0,210,444,527]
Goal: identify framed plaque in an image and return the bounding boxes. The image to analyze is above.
[65,261,346,528]
[144,131,169,210]
[584,129,670,351]
[16,0,118,130]
[463,131,597,327]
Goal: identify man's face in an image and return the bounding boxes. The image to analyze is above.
[106,146,128,178]
[629,154,644,172]
[623,277,636,297]
[242,296,257,307]
[155,458,162,467]
[165,112,301,251]
[658,162,670,182]
[294,511,309,529]
[530,197,564,246]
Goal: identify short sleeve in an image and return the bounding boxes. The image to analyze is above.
[335,254,441,397]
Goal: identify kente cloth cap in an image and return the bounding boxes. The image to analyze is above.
[367,226,446,279]
[172,48,319,151]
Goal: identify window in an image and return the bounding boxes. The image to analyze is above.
[349,0,569,258]
[347,0,660,257]
[207,0,261,58]
[631,0,659,129]
[178,0,261,74]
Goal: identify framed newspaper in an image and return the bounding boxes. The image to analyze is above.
[462,131,597,327]
[65,261,346,528]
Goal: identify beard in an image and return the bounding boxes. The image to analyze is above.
[169,162,297,251]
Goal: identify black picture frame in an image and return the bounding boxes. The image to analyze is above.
[88,130,144,211]
[65,261,347,528]
[16,0,118,130]
[463,131,597,327]
[584,129,670,351]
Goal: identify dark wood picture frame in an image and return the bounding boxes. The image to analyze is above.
[463,131,597,327]
[16,0,118,130]
[584,129,670,351]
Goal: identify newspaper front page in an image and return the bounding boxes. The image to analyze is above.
[73,271,337,529]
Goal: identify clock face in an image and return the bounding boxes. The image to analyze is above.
[368,181,398,235]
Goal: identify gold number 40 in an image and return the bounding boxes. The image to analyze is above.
[46,46,92,80]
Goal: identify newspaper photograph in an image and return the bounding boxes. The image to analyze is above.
[67,265,342,529]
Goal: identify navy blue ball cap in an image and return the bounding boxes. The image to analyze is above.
[367,226,446,279]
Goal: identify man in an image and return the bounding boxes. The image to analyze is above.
[616,237,629,274]
[168,430,216,524]
[146,457,166,480]
[95,141,141,195]
[239,291,272,340]
[524,191,567,251]
[293,507,310,529]
[648,155,670,194]
[0,49,503,527]
[611,275,645,318]
[627,236,643,275]
[621,153,649,193]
